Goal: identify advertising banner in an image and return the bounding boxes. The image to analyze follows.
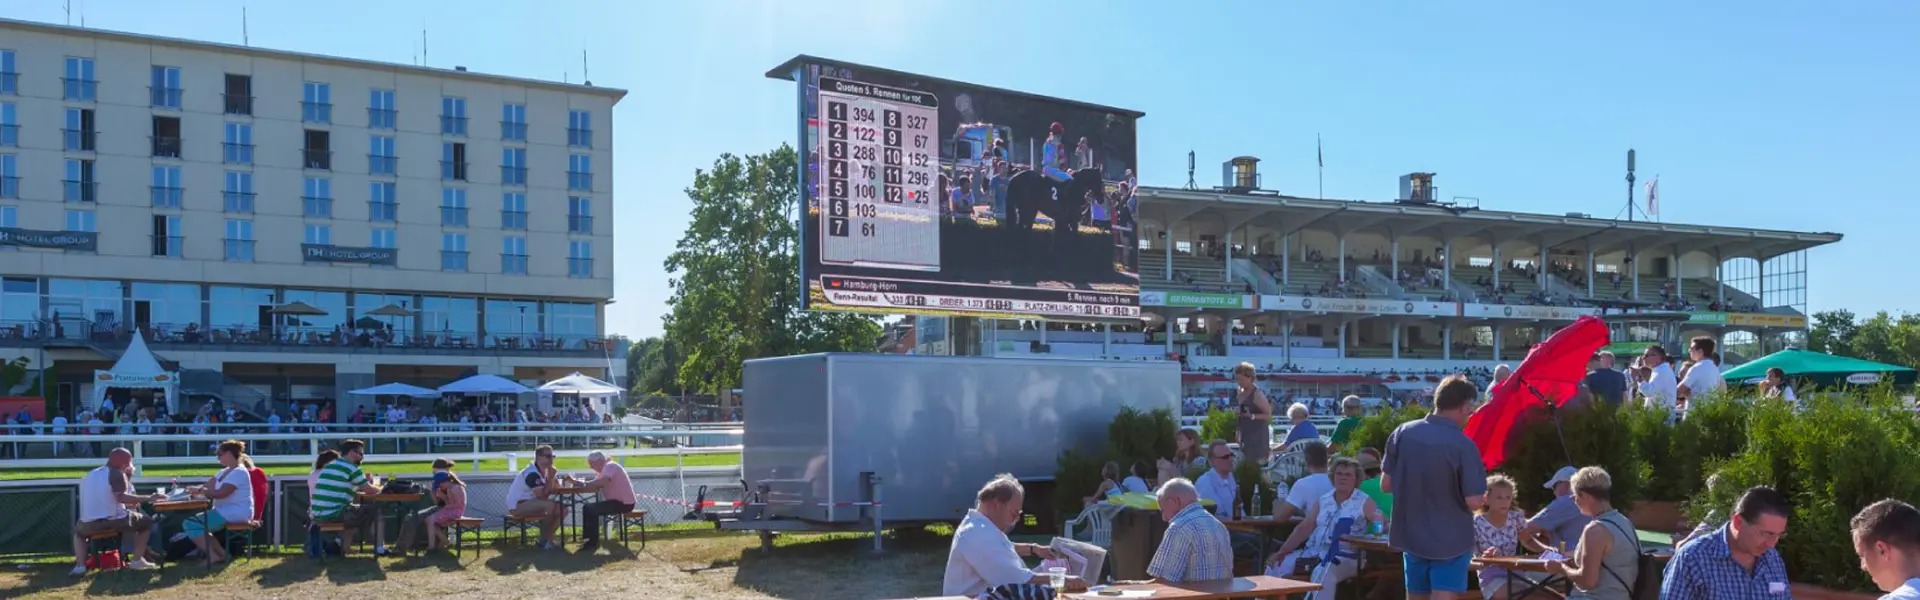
[1260,295,1456,316]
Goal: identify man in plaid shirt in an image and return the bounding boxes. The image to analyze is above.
[1145,478,1233,583]
[1662,486,1795,600]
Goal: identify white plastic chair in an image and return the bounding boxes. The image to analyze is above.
[1062,502,1124,549]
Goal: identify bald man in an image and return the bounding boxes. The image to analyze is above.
[1144,478,1233,583]
[70,448,164,576]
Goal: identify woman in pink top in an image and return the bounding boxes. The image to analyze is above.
[426,466,468,552]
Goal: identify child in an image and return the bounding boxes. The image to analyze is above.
[426,462,468,552]
[1475,475,1531,600]
[1087,462,1122,507]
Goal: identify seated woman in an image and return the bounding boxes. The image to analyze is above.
[426,460,468,552]
[1087,462,1123,507]
[183,440,255,564]
[1475,475,1531,600]
[1119,462,1152,495]
[1265,457,1382,593]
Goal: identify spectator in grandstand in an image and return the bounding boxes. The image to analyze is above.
[181,440,254,564]
[1677,336,1724,409]
[1276,441,1333,523]
[1142,478,1233,583]
[505,444,566,551]
[1329,396,1365,451]
[68,448,164,576]
[942,474,1086,596]
[1760,367,1798,403]
[1266,457,1381,593]
[312,439,390,556]
[1581,352,1630,407]
[1661,486,1793,600]
[1850,499,1920,598]
[1382,375,1488,600]
[1281,402,1319,447]
[1232,362,1273,465]
[1631,345,1679,412]
[1522,466,1593,554]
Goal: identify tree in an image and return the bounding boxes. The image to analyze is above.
[663,146,881,394]
[627,337,683,396]
[1808,309,1858,356]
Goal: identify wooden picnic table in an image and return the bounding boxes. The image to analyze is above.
[151,499,213,570]
[904,575,1322,600]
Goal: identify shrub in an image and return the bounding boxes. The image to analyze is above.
[1498,400,1647,511]
[1624,403,1686,501]
[1347,404,1426,455]
[1053,448,1109,520]
[1107,406,1176,470]
[1199,408,1236,447]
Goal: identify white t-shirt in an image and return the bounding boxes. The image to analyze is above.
[1119,475,1151,494]
[504,464,546,507]
[1638,362,1678,410]
[1885,579,1920,600]
[942,509,1037,597]
[1679,359,1723,401]
[1286,473,1334,512]
[211,466,254,523]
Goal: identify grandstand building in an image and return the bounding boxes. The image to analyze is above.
[937,164,1840,408]
[0,19,626,420]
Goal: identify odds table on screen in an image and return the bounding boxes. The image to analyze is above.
[816,77,941,272]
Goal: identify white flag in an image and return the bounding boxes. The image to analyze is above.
[1644,177,1659,216]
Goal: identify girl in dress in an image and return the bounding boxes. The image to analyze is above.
[1475,474,1532,599]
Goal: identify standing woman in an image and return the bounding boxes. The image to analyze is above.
[1233,362,1272,466]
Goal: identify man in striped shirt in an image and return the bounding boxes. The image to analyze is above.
[311,439,387,555]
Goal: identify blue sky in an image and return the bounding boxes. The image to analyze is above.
[9,1,1916,338]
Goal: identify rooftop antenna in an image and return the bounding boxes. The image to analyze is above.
[64,0,70,26]
[1625,149,1638,222]
[582,50,591,86]
[421,26,428,66]
[1184,150,1197,190]
[241,2,249,46]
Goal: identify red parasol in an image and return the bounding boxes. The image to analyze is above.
[1463,315,1610,470]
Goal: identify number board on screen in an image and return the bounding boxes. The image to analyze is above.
[817,78,941,271]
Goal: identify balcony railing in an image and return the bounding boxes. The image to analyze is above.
[501,254,529,275]
[150,185,183,208]
[223,191,256,213]
[368,155,397,175]
[440,115,468,136]
[62,78,97,101]
[441,161,468,181]
[501,210,528,230]
[302,196,333,218]
[568,257,593,278]
[0,318,625,357]
[567,171,592,191]
[150,235,183,257]
[501,166,528,186]
[568,214,593,233]
[303,149,332,170]
[223,239,255,261]
[368,201,399,222]
[500,121,527,141]
[223,142,254,165]
[301,101,332,124]
[367,108,396,130]
[567,127,592,148]
[62,129,96,152]
[441,206,469,227]
[62,180,98,203]
[441,250,469,272]
[0,72,16,95]
[0,176,18,199]
[224,94,254,116]
[0,124,16,146]
[151,136,182,158]
[150,87,182,108]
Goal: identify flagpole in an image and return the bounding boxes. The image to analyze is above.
[1317,134,1324,200]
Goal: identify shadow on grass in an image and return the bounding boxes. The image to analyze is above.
[481,540,629,576]
[249,555,389,588]
[3,559,240,597]
[724,532,951,600]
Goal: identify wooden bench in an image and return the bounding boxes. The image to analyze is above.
[613,509,648,552]
[81,529,124,573]
[502,513,539,547]
[221,521,261,562]
[449,517,485,558]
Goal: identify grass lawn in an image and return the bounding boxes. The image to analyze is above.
[0,528,948,600]
[0,453,741,481]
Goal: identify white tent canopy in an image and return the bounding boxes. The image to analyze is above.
[537,372,622,414]
[348,382,439,397]
[437,374,531,395]
[90,331,179,413]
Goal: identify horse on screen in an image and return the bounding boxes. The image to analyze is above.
[1005,167,1104,237]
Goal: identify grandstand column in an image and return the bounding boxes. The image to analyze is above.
[1338,320,1348,358]
[1539,243,1550,289]
[1673,244,1684,299]
[1631,245,1641,299]
[1714,249,1725,304]
[1281,234,1291,287]
[1282,318,1292,364]
[1224,230,1234,279]
[1586,248,1597,297]
[1442,239,1453,292]
[1492,324,1503,361]
[1442,326,1452,361]
[1338,234,1348,283]
[1491,243,1501,290]
[1392,322,1401,359]
[1391,237,1400,282]
[1165,228,1174,279]
[1756,257,1766,303]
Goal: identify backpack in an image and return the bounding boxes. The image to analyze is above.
[1597,518,1664,600]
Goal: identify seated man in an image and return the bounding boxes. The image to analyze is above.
[1144,478,1233,583]
[1194,440,1263,560]
[310,439,389,556]
[1661,486,1793,599]
[570,451,637,553]
[943,474,1087,597]
[1276,441,1333,523]
[70,448,164,576]
[504,444,566,550]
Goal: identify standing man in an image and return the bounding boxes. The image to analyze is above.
[69,448,163,576]
[571,450,637,553]
[1632,345,1679,412]
[1661,486,1793,599]
[1522,466,1594,553]
[1851,499,1920,599]
[1677,336,1724,411]
[1581,352,1630,407]
[1382,375,1488,600]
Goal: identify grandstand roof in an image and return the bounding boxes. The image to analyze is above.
[1138,187,1841,259]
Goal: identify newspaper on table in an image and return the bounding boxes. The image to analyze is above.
[1041,536,1108,586]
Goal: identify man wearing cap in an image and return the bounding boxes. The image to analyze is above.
[1522,466,1594,554]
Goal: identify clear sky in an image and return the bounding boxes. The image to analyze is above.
[9,1,1916,338]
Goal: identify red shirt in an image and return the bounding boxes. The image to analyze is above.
[247,467,268,521]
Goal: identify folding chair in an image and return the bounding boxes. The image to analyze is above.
[614,509,649,552]
[1305,517,1361,600]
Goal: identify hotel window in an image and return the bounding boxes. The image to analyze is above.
[303,129,331,170]
[567,241,592,278]
[151,115,182,158]
[0,101,15,146]
[0,154,17,199]
[370,227,395,249]
[368,135,397,175]
[0,50,15,95]
[501,102,527,141]
[501,147,527,186]
[500,192,527,230]
[223,73,253,115]
[223,122,254,164]
[223,171,254,213]
[63,57,96,101]
[441,187,468,227]
[66,209,95,232]
[441,233,468,272]
[1,205,14,227]
[151,215,182,257]
[368,88,396,129]
[368,181,397,222]
[567,109,591,148]
[63,108,95,152]
[304,223,331,245]
[150,66,181,109]
[567,196,592,233]
[150,165,182,208]
[441,142,467,181]
[440,96,467,136]
[302,177,332,217]
[302,81,332,124]
[224,219,254,261]
[62,159,96,203]
[567,154,592,191]
[502,235,528,275]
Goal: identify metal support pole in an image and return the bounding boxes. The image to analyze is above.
[871,475,885,554]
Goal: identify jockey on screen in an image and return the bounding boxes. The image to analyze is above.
[1042,122,1073,183]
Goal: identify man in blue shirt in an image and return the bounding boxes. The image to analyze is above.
[1382,375,1488,600]
[1662,486,1794,600]
[1522,466,1594,553]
